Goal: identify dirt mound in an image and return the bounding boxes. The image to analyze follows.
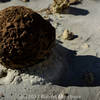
[0,6,55,69]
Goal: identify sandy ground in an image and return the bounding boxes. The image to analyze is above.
[0,0,100,100]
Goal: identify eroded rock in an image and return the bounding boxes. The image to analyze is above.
[41,0,82,14]
[0,6,55,69]
[50,0,70,13]
[61,29,75,40]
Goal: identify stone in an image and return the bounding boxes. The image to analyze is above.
[58,93,68,100]
[50,0,70,13]
[50,0,82,13]
[0,6,55,69]
[81,43,89,49]
[61,30,75,40]
[12,76,22,84]
[39,0,82,14]
[30,76,44,85]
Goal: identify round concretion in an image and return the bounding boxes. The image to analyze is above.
[0,6,55,68]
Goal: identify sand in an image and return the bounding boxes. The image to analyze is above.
[0,0,100,100]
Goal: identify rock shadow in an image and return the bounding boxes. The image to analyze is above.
[11,41,100,87]
[54,43,100,87]
[62,7,89,16]
[0,0,11,3]
[70,0,83,5]
[15,42,76,85]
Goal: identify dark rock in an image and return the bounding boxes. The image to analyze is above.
[0,6,55,69]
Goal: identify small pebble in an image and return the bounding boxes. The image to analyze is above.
[61,29,75,40]
[58,15,63,18]
[53,22,59,28]
[30,76,44,85]
[43,15,49,19]
[81,43,89,49]
[13,76,22,84]
[58,93,68,100]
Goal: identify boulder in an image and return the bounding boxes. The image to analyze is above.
[0,6,55,68]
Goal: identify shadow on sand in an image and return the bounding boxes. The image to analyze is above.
[70,0,82,5]
[0,0,11,3]
[15,41,100,87]
[62,7,89,16]
[53,43,100,87]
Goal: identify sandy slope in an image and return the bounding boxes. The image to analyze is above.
[0,0,100,100]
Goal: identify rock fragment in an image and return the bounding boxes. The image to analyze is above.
[39,0,82,14]
[81,43,89,49]
[50,0,70,13]
[12,76,22,84]
[61,30,75,40]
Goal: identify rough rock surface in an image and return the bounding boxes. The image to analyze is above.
[40,0,82,14]
[50,0,70,13]
[0,6,55,69]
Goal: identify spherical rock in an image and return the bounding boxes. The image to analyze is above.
[0,6,55,69]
